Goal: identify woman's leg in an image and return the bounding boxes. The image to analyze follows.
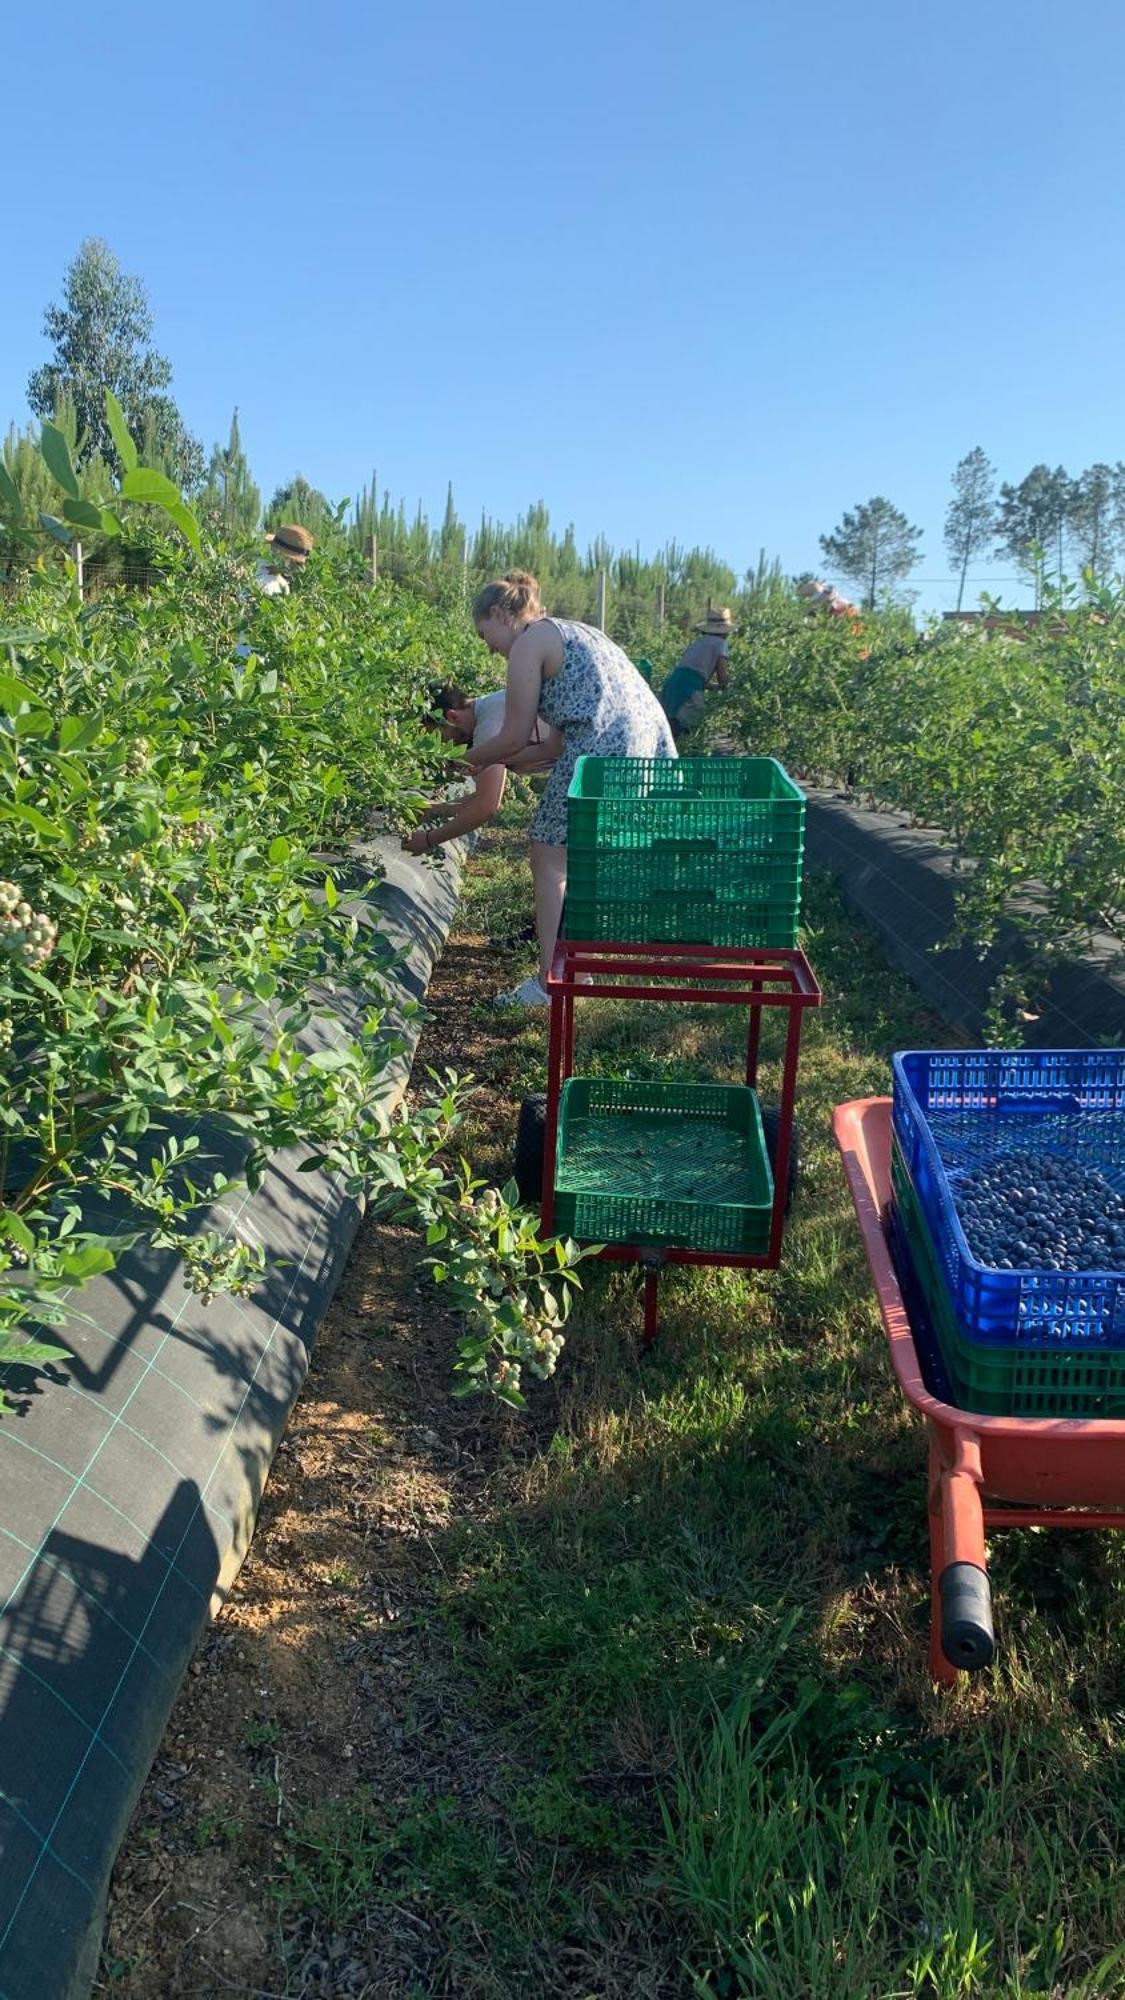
[531,840,567,985]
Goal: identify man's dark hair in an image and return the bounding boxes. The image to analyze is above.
[427,682,468,722]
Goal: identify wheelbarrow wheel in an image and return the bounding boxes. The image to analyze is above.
[761,1106,800,1212]
[514,1094,547,1206]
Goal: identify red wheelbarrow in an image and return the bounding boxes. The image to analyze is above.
[834,1097,1125,1685]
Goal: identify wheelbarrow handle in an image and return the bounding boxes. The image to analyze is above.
[939,1440,994,1672]
[940,1562,995,1672]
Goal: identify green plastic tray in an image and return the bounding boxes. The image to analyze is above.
[553,1078,774,1253]
[892,1143,1125,1417]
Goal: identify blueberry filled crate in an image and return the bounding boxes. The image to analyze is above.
[552,1077,774,1253]
[890,1144,1125,1417]
[892,1050,1125,1348]
[565,756,804,947]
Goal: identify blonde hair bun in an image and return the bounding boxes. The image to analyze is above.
[472,569,544,624]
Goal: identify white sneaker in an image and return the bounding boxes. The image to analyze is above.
[494,974,550,1008]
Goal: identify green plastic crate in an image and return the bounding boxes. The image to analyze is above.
[892,1144,1125,1418]
[565,757,805,948]
[567,756,806,857]
[566,845,804,901]
[562,892,800,949]
[553,1078,774,1253]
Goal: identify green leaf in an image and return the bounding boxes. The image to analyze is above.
[61,498,107,533]
[163,499,201,555]
[0,463,24,523]
[38,512,74,547]
[304,1047,352,1073]
[40,422,80,500]
[0,800,67,839]
[0,672,37,712]
[324,873,338,910]
[58,712,103,754]
[120,467,181,507]
[0,1334,70,1372]
[104,390,138,474]
[0,1209,34,1253]
[268,835,291,864]
[258,669,278,695]
[57,1244,117,1281]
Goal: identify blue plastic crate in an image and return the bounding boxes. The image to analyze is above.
[892,1050,1125,1349]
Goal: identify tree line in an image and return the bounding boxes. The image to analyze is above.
[5,239,1124,627]
[817,449,1125,613]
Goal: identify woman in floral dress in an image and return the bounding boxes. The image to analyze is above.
[465,569,677,1005]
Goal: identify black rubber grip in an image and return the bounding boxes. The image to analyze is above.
[939,1561,995,1672]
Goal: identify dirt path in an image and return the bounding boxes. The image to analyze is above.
[101,859,549,1997]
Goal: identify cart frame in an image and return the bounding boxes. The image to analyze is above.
[835,1096,1125,1684]
[541,939,821,1341]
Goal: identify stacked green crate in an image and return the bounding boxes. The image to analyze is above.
[565,756,806,948]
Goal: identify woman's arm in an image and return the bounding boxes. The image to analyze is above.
[402,766,506,853]
[506,720,565,774]
[464,627,553,770]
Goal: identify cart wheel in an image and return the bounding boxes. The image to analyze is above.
[760,1107,800,1212]
[514,1094,547,1206]
[939,1562,994,1672]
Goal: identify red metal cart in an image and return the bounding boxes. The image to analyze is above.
[533,937,821,1343]
[835,1096,1125,1684]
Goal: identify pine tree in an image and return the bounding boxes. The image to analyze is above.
[198,409,261,538]
[994,465,1070,606]
[819,497,923,609]
[944,448,996,610]
[1067,464,1117,586]
[264,476,336,538]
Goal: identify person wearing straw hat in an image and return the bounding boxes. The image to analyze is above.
[256,522,314,596]
[657,606,734,742]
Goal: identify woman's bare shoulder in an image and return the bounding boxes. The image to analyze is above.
[512,618,565,672]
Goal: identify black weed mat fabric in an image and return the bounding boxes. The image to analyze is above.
[805,788,1125,1048]
[0,837,465,1999]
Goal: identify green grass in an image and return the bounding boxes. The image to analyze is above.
[282,826,1125,1998]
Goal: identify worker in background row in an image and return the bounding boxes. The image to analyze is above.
[657,606,734,743]
[256,522,314,595]
[799,576,860,622]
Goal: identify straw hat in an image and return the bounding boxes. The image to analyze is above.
[696,606,734,636]
[265,522,314,564]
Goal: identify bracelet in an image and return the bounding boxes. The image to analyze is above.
[426,826,435,849]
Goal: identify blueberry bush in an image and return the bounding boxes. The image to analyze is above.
[0,404,586,1407]
[721,587,1125,1027]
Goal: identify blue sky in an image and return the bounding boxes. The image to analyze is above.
[4,0,1125,612]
